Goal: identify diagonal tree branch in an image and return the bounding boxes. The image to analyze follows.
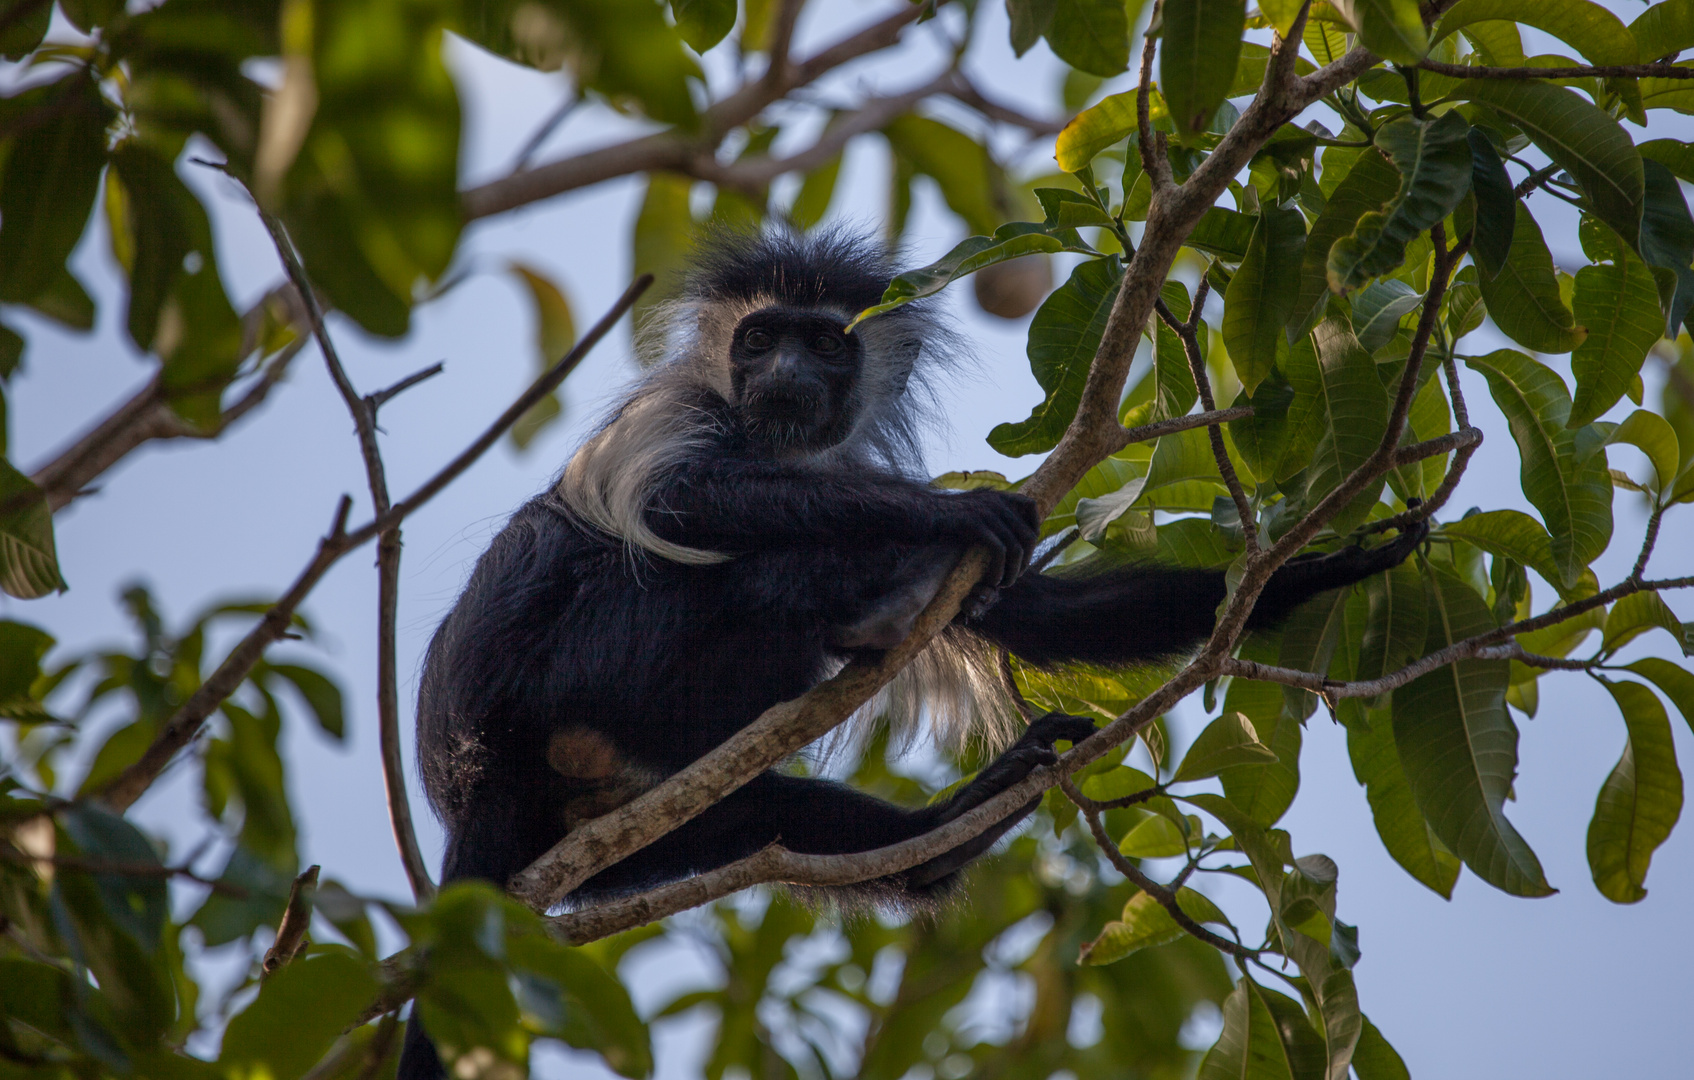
[93,277,650,814]
[1417,59,1694,80]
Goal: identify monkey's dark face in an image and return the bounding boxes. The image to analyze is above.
[729,307,861,453]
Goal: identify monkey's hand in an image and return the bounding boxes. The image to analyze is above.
[904,712,1095,889]
[931,490,1041,588]
[1255,516,1431,623]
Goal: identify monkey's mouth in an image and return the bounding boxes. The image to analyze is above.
[743,392,827,444]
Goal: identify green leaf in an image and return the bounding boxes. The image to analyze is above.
[1188,206,1259,261]
[0,619,53,713]
[1603,591,1689,655]
[1339,0,1429,65]
[1152,280,1203,421]
[1639,159,1694,337]
[989,257,1123,456]
[856,223,1089,324]
[1468,128,1516,277]
[1078,888,1229,965]
[1174,712,1281,782]
[630,171,695,357]
[263,663,347,740]
[1355,562,1429,685]
[1217,635,1305,827]
[1570,225,1664,427]
[1008,0,1056,55]
[1586,679,1683,903]
[1639,137,1694,185]
[220,952,382,1080]
[883,115,1003,236]
[1117,813,1200,858]
[506,935,653,1078]
[1393,567,1555,897]
[1292,148,1403,337]
[1466,350,1614,588]
[1350,279,1423,353]
[1598,409,1682,494]
[1631,0,1694,60]
[0,458,66,599]
[1626,658,1694,734]
[1297,318,1389,533]
[1079,764,1161,802]
[1198,978,1327,1080]
[1477,204,1584,353]
[1451,79,1644,249]
[191,845,296,947]
[1162,0,1246,135]
[789,151,842,231]
[58,805,169,954]
[1436,0,1638,66]
[1327,111,1472,293]
[0,74,110,305]
[1348,705,1462,897]
[1223,207,1307,394]
[1047,0,1134,76]
[1351,1016,1413,1080]
[1054,89,1168,172]
[0,0,50,58]
[670,0,734,51]
[1443,510,1588,602]
[507,263,575,449]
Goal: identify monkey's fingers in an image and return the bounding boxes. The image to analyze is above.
[1023,712,1097,748]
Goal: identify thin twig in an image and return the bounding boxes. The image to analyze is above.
[1633,504,1666,582]
[510,93,581,173]
[0,846,251,898]
[262,865,319,975]
[252,202,436,904]
[1135,25,1167,189]
[368,363,446,413]
[1063,777,1255,959]
[94,280,649,814]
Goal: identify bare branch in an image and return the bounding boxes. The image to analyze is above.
[510,93,581,173]
[1418,59,1694,80]
[262,864,319,975]
[1633,504,1667,582]
[943,74,1066,135]
[1157,279,1257,553]
[93,280,648,814]
[251,202,436,904]
[367,363,446,413]
[1136,27,1168,189]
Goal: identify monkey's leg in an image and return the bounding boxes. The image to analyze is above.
[969,524,1427,667]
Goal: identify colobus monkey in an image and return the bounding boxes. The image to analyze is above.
[400,230,1423,1078]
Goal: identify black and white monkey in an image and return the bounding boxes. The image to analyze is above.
[399,230,1424,1077]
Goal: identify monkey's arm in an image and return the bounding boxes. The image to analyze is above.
[648,456,1041,585]
[968,527,1426,667]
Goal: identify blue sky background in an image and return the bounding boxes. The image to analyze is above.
[6,2,1694,1076]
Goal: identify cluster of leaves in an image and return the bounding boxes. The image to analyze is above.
[860,0,1694,1072]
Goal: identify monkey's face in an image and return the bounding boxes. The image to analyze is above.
[728,307,861,453]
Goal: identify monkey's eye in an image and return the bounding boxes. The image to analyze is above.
[811,334,844,356]
[743,328,775,351]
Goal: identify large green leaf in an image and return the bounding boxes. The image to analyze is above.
[0,73,111,305]
[1625,658,1694,735]
[1598,408,1682,497]
[1349,705,1462,897]
[1339,0,1429,65]
[1351,1017,1412,1080]
[1356,562,1428,684]
[1328,112,1472,292]
[1162,0,1247,135]
[1291,149,1402,337]
[1467,128,1516,277]
[989,257,1123,456]
[883,115,1003,236]
[1078,888,1232,965]
[0,459,65,599]
[1638,159,1694,336]
[1586,679,1683,903]
[1054,89,1170,172]
[1465,350,1613,588]
[1570,222,1664,427]
[669,0,734,52]
[1198,979,1327,1080]
[220,952,382,1080]
[1436,0,1638,66]
[1631,0,1694,60]
[1220,635,1304,827]
[1223,207,1307,394]
[1153,280,1203,421]
[1603,590,1689,655]
[1443,510,1589,601]
[1451,79,1644,249]
[1048,0,1134,77]
[1296,319,1389,533]
[1476,204,1584,354]
[1393,567,1554,897]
